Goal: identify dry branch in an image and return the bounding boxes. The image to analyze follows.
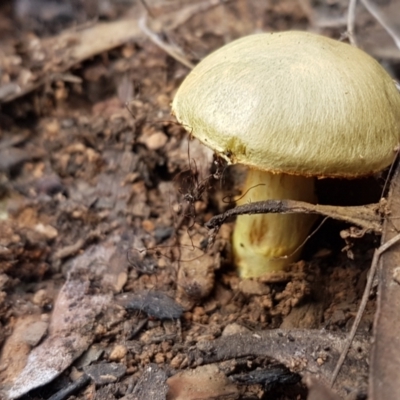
[0,1,221,103]
[0,19,143,103]
[206,199,382,244]
[191,329,370,397]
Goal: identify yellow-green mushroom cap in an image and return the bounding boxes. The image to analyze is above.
[172,31,400,178]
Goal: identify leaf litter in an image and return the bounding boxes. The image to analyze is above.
[1,1,400,399]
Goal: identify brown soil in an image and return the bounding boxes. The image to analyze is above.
[0,1,399,399]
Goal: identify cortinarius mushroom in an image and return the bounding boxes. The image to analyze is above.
[172,31,400,278]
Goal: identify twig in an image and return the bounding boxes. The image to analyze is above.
[361,0,400,50]
[1,19,144,103]
[54,238,86,260]
[330,232,400,387]
[346,0,358,46]
[206,199,382,235]
[139,0,155,18]
[139,16,195,69]
[128,317,149,339]
[150,0,232,32]
[47,374,91,400]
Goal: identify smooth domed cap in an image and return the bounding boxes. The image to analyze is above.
[172,31,400,178]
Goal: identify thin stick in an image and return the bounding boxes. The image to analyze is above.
[139,16,195,69]
[346,0,358,46]
[206,199,382,234]
[139,0,155,18]
[330,232,400,386]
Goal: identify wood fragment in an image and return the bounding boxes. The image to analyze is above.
[0,19,143,103]
[0,1,229,104]
[191,329,369,398]
[369,163,400,400]
[53,238,86,260]
[346,0,358,46]
[361,0,400,50]
[139,16,195,69]
[206,200,382,246]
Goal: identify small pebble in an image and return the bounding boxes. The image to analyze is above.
[32,289,49,306]
[109,344,127,361]
[21,321,48,346]
[154,353,165,364]
[144,132,168,150]
[239,279,270,296]
[222,323,250,336]
[34,223,58,240]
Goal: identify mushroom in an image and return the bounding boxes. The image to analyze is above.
[172,31,400,278]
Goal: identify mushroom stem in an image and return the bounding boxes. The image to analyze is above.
[232,170,317,278]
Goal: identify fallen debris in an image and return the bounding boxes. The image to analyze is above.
[230,365,300,390]
[1,238,128,399]
[206,200,383,247]
[190,329,370,398]
[84,362,127,385]
[370,164,400,399]
[115,290,184,320]
[167,364,239,400]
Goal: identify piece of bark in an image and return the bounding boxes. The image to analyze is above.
[0,18,143,103]
[2,236,129,400]
[370,163,400,399]
[191,329,369,398]
[0,1,224,104]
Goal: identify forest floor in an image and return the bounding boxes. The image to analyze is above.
[1,1,400,399]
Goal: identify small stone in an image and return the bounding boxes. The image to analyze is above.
[142,219,155,232]
[75,344,104,368]
[157,94,170,108]
[32,289,48,306]
[192,307,205,317]
[109,344,127,361]
[45,119,60,136]
[154,353,165,364]
[84,362,127,385]
[34,223,58,240]
[69,366,84,381]
[21,321,48,346]
[239,279,270,296]
[167,364,238,400]
[222,323,250,336]
[170,354,185,369]
[317,357,324,366]
[144,132,168,150]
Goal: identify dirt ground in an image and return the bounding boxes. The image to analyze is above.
[1,1,400,400]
